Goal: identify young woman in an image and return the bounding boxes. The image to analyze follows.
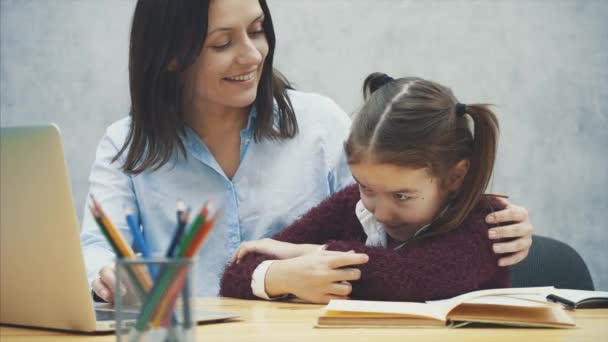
[221,74,513,303]
[81,0,533,302]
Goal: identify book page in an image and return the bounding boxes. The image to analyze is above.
[325,300,446,321]
[325,287,556,321]
[462,295,550,307]
[426,286,555,317]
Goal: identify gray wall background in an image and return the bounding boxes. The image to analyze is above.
[2,0,607,289]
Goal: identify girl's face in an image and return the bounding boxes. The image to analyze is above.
[184,0,268,111]
[350,160,456,242]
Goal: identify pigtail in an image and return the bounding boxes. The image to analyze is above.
[448,104,500,228]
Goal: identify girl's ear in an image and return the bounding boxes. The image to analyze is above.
[446,159,470,191]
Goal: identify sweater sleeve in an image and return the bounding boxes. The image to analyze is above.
[219,252,276,299]
[219,185,362,299]
[271,184,363,244]
[324,205,507,302]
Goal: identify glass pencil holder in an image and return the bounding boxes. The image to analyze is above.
[115,257,195,342]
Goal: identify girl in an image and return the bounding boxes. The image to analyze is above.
[221,74,511,303]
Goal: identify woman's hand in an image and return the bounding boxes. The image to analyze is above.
[231,238,322,264]
[265,250,369,304]
[91,263,125,303]
[486,197,533,267]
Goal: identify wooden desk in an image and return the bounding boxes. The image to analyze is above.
[1,297,607,341]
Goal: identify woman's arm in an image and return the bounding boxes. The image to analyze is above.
[81,121,139,302]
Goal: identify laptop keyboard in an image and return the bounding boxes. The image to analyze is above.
[95,309,139,321]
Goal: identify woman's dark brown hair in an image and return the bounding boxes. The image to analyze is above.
[344,73,499,233]
[115,0,297,174]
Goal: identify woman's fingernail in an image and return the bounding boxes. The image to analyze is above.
[488,230,497,239]
[486,215,495,223]
[493,245,501,253]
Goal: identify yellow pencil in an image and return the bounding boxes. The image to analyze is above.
[91,196,153,291]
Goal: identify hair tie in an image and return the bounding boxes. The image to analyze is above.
[455,103,467,116]
[378,74,394,88]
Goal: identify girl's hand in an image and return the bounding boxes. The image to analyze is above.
[231,238,322,264]
[486,197,533,267]
[265,250,369,304]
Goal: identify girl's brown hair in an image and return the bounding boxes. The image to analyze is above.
[344,73,499,233]
[115,0,297,174]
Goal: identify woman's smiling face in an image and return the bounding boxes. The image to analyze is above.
[184,0,269,111]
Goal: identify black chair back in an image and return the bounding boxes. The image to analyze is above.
[512,235,594,290]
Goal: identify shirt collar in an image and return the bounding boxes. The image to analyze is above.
[356,200,388,248]
[242,105,258,136]
[181,105,259,173]
[355,200,452,250]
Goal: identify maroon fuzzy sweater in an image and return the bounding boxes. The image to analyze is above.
[220,185,511,302]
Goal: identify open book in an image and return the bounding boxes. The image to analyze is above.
[318,287,576,328]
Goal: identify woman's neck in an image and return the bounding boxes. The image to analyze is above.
[184,99,251,180]
[186,101,250,140]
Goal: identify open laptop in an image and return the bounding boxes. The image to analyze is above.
[0,124,238,332]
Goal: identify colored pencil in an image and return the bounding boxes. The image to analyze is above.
[90,196,152,291]
[165,201,188,258]
[125,207,157,279]
[133,205,218,333]
[89,203,146,299]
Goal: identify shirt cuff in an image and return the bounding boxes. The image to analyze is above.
[251,260,286,300]
[82,246,116,291]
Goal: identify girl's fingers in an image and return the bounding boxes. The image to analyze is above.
[230,250,238,264]
[326,253,369,269]
[322,294,350,304]
[236,249,246,264]
[329,268,362,282]
[328,282,353,296]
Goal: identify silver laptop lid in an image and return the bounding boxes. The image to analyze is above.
[0,124,98,332]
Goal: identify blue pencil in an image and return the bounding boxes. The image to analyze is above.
[124,208,157,278]
[165,200,188,258]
